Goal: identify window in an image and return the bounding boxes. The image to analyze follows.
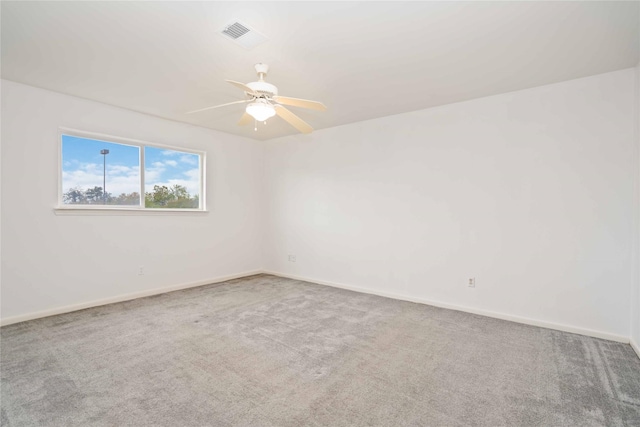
[59,129,205,211]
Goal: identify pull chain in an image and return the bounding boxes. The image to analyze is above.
[254,120,269,131]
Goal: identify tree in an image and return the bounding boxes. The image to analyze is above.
[62,186,107,205]
[84,186,105,204]
[145,184,198,209]
[63,185,196,208]
[63,187,140,205]
[63,187,86,204]
[112,192,140,205]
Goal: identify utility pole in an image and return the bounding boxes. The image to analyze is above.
[100,149,109,204]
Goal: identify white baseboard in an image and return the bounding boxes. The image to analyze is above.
[264,270,630,344]
[631,338,640,360]
[3,269,634,347]
[0,270,263,327]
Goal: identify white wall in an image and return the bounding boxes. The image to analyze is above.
[1,80,264,322]
[264,69,636,340]
[3,69,638,344]
[632,62,640,352]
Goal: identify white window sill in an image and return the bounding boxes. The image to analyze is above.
[54,207,209,216]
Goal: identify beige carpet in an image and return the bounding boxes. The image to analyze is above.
[2,274,640,426]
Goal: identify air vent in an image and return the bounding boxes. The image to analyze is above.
[222,22,250,40]
[219,21,268,49]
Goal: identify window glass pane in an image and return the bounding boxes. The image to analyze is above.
[144,147,201,209]
[61,135,141,205]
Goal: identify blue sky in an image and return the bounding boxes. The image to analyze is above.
[62,135,200,197]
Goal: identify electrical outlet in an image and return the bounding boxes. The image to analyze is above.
[138,265,145,276]
[468,277,475,288]
[288,255,296,262]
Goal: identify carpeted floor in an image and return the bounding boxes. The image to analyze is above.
[2,274,640,427]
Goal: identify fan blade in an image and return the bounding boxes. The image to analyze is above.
[185,100,247,114]
[275,105,313,134]
[226,80,257,95]
[237,112,253,126]
[273,96,327,111]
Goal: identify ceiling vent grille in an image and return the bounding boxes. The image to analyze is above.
[222,22,250,40]
[219,21,268,49]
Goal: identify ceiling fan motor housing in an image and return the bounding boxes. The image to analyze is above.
[246,80,278,97]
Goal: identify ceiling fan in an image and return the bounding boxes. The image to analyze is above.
[186,63,327,134]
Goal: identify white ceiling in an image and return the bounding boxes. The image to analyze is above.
[2,1,639,141]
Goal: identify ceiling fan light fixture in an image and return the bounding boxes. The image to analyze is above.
[246,102,276,122]
[187,64,324,134]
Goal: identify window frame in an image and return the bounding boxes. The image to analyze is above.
[56,127,207,214]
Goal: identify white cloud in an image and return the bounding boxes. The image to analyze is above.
[165,160,178,167]
[158,150,199,165]
[110,165,137,174]
[145,168,200,195]
[183,168,200,181]
[144,162,166,184]
[180,154,198,166]
[62,163,140,196]
[161,150,180,157]
[64,160,200,198]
